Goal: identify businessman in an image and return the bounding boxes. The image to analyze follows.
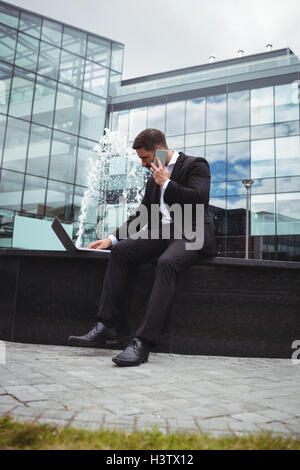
[68,128,217,366]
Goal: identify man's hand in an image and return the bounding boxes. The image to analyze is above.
[87,237,112,250]
[150,157,170,186]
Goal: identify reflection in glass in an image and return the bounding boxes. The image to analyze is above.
[26,124,52,178]
[0,207,14,248]
[15,32,39,72]
[86,35,110,67]
[62,26,87,56]
[206,94,226,131]
[129,107,147,141]
[0,169,23,211]
[59,50,84,89]
[184,146,205,157]
[84,60,108,97]
[37,41,60,80]
[111,42,124,73]
[167,135,184,149]
[111,110,129,137]
[185,133,205,147]
[0,62,13,115]
[80,91,106,141]
[41,19,62,46]
[19,12,41,38]
[49,130,77,183]
[54,83,81,135]
[75,138,98,186]
[206,129,226,145]
[166,101,185,136]
[22,174,47,215]
[251,139,274,178]
[186,98,205,133]
[0,4,19,29]
[226,181,245,196]
[0,24,17,63]
[108,70,121,97]
[275,83,299,123]
[251,193,275,235]
[275,120,299,138]
[211,181,226,197]
[227,127,250,143]
[227,141,250,180]
[45,179,74,221]
[276,176,300,193]
[251,86,274,125]
[251,123,274,140]
[2,117,30,172]
[73,184,97,225]
[277,192,300,235]
[228,90,249,128]
[0,114,6,157]
[147,104,166,132]
[250,178,275,195]
[227,196,246,236]
[9,68,35,120]
[206,144,226,181]
[276,135,300,177]
[32,76,56,127]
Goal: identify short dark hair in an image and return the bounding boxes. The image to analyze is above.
[132,128,168,151]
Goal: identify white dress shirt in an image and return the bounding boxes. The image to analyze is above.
[109,150,179,245]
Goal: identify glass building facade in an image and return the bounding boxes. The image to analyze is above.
[0,1,300,260]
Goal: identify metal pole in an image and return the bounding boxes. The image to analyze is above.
[245,187,249,259]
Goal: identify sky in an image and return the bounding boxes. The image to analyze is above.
[5,0,300,80]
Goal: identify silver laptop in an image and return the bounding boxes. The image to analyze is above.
[51,217,111,254]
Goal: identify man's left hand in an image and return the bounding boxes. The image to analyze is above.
[150,157,170,186]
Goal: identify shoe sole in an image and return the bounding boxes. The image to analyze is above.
[112,356,149,367]
[68,337,119,348]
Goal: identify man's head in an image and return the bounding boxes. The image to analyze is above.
[132,128,168,169]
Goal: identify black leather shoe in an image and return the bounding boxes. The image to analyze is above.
[68,321,118,347]
[112,337,149,367]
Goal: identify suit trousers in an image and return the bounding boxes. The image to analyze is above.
[97,224,213,345]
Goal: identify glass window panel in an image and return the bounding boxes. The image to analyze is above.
[186,98,205,133]
[45,179,74,222]
[251,139,274,179]
[84,60,108,97]
[275,83,299,123]
[228,90,249,128]
[62,26,86,56]
[80,91,106,141]
[0,114,6,157]
[32,76,56,127]
[275,120,299,138]
[211,181,226,197]
[276,176,300,193]
[206,94,226,131]
[0,24,17,63]
[129,107,147,141]
[226,196,247,236]
[0,62,13,115]
[0,169,23,211]
[227,141,250,181]
[277,192,300,235]
[276,135,300,177]
[111,42,124,73]
[226,181,245,196]
[251,123,274,140]
[19,12,41,38]
[251,194,275,235]
[166,101,185,136]
[0,207,14,248]
[111,110,129,137]
[22,174,47,214]
[75,137,98,186]
[167,134,184,149]
[54,83,82,135]
[184,146,205,157]
[0,4,19,29]
[87,35,110,67]
[227,127,250,143]
[108,70,121,97]
[37,41,60,80]
[41,19,62,46]
[206,129,226,145]
[26,124,52,178]
[251,86,274,125]
[15,31,39,72]
[185,132,205,147]
[251,178,275,194]
[58,50,84,89]
[2,117,30,172]
[147,104,166,132]
[49,130,77,183]
[206,144,226,181]
[9,68,35,120]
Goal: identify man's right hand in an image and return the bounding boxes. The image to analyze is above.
[87,238,112,250]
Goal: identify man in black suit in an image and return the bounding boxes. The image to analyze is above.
[68,129,216,366]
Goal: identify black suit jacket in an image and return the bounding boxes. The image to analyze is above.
[112,152,216,254]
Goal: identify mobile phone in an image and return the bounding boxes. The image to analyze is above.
[154,149,168,167]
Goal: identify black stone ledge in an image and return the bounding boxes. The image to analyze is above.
[1,248,300,270]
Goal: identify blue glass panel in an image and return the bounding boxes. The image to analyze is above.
[186,98,205,133]
[75,137,98,186]
[80,91,106,141]
[37,41,60,80]
[0,114,6,158]
[184,146,205,157]
[32,76,56,127]
[111,42,124,73]
[147,104,166,132]
[185,133,205,147]
[59,50,84,89]
[251,86,274,125]
[276,135,300,177]
[0,4,19,29]
[227,127,250,143]
[227,141,250,181]
[49,130,77,183]
[9,68,35,120]
[206,130,226,145]
[129,107,147,141]
[19,12,41,38]
[54,83,82,135]
[206,144,226,181]
[22,174,47,214]
[84,60,108,97]
[206,94,226,131]
[275,83,299,123]
[14,31,39,72]
[86,35,110,66]
[251,194,275,235]
[277,192,300,235]
[26,124,52,178]
[62,26,86,56]
[0,24,17,63]
[251,138,274,179]
[0,61,13,115]
[2,117,30,172]
[0,169,23,211]
[166,101,185,136]
[228,90,249,128]
[111,110,129,137]
[275,120,299,138]
[41,19,62,46]
[45,178,74,222]
[276,176,300,193]
[251,123,274,140]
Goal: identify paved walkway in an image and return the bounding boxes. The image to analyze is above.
[0,342,300,438]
